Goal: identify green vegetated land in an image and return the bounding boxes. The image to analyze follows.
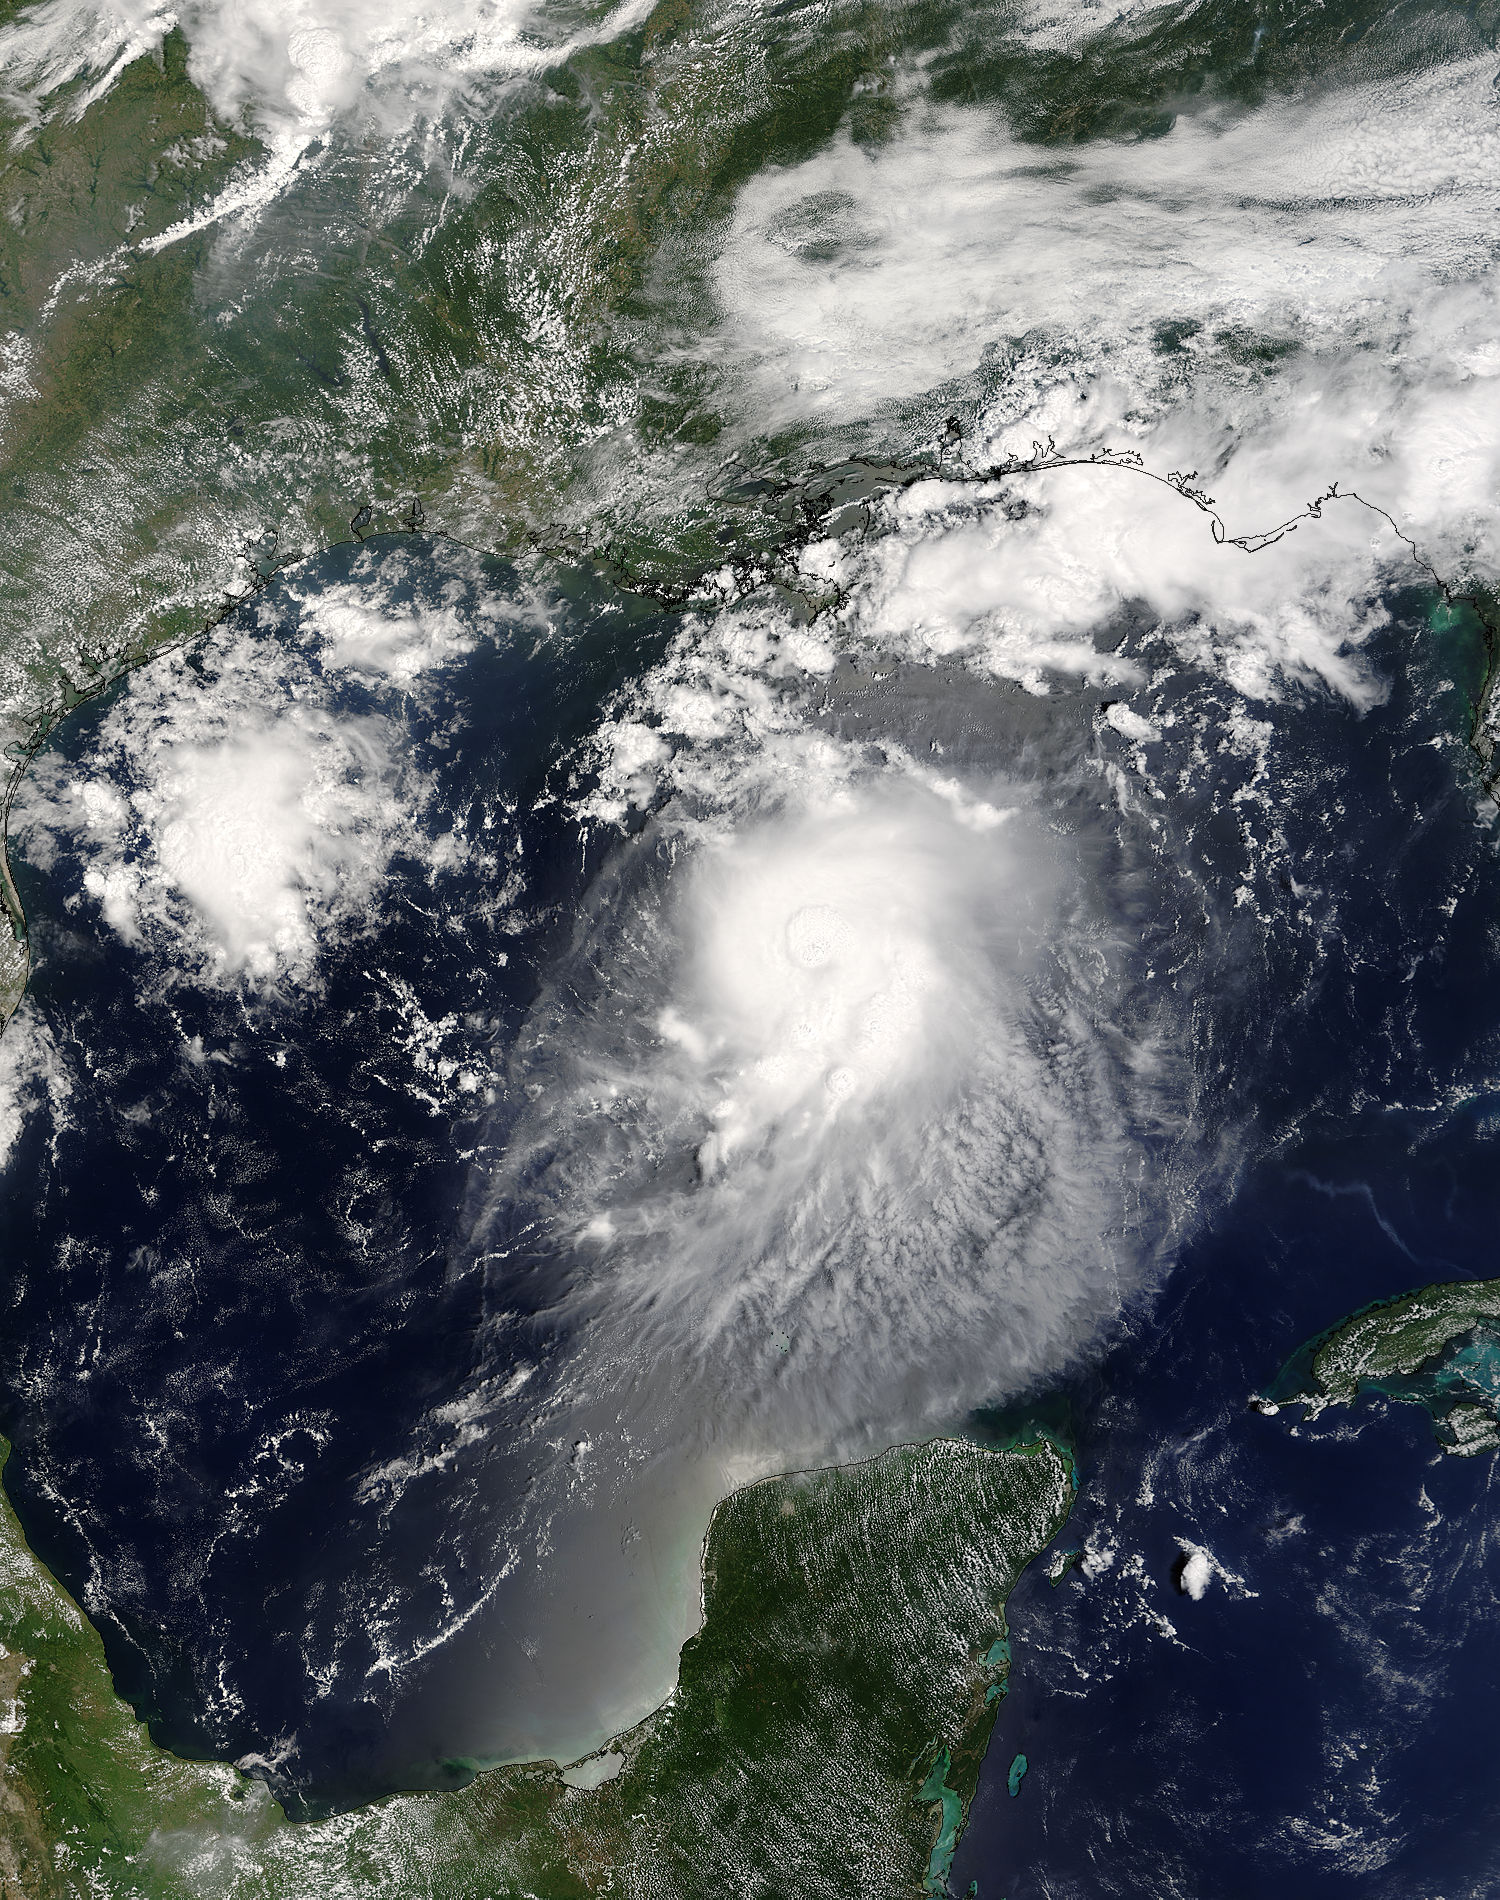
[3,0,1498,1018]
[1265,1278,1500,1455]
[0,1433,1073,1899]
[5,0,1491,747]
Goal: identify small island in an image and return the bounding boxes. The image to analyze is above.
[0,1433,1073,1899]
[1260,1277,1500,1455]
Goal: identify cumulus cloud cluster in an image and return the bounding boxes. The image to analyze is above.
[0,1008,71,1174]
[14,561,480,991]
[4,10,1494,1784]
[488,762,1148,1442]
[709,56,1500,724]
[1,0,653,249]
[393,621,1200,1761]
[717,61,1500,420]
[839,465,1399,710]
[2,0,635,130]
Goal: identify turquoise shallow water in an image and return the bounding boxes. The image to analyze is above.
[919,1748,966,1895]
[952,606,1500,1896]
[1428,1334,1500,1406]
[4,0,1500,1882]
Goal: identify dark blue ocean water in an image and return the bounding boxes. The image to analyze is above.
[955,606,1500,1897]
[0,539,681,1811]
[2,526,1499,1895]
